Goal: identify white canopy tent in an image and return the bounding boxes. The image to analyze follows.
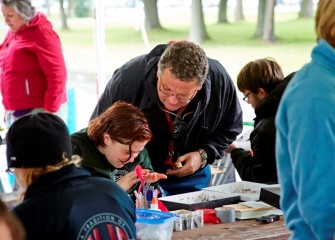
[93,0,106,97]
[93,0,149,97]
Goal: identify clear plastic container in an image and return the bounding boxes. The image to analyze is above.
[136,209,179,240]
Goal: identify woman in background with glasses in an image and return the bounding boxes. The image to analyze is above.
[226,58,294,183]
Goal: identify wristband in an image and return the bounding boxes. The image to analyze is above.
[197,149,208,169]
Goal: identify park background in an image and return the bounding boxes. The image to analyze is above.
[0,0,317,132]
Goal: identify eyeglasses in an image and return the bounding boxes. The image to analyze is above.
[5,168,14,175]
[158,77,198,103]
[243,92,250,102]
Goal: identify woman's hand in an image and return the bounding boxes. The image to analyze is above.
[142,169,167,184]
[116,169,167,192]
[116,171,141,192]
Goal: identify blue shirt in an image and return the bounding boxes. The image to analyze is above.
[276,39,335,240]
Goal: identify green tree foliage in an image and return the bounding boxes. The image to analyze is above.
[74,0,92,18]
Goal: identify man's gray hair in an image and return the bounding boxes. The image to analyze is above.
[157,41,209,86]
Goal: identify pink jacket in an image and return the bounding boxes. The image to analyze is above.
[0,12,67,112]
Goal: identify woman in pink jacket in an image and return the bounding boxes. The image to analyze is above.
[0,0,67,127]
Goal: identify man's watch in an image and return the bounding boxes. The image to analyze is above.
[197,149,208,169]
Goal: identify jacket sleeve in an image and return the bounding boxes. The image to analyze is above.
[35,25,67,112]
[231,119,277,183]
[276,68,335,240]
[201,60,243,164]
[230,148,255,181]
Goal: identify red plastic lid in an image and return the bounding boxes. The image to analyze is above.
[198,208,215,215]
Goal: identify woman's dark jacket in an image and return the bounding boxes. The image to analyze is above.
[90,44,243,194]
[13,165,136,240]
[231,73,294,183]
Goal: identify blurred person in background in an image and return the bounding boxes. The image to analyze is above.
[6,113,136,240]
[0,0,67,127]
[0,198,25,240]
[275,0,335,239]
[71,100,167,200]
[226,58,294,184]
[90,41,243,196]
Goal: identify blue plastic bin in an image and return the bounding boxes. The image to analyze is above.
[136,209,179,240]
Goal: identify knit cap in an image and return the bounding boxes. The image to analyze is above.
[6,113,72,168]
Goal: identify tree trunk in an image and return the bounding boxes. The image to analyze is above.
[262,0,275,42]
[143,0,162,30]
[59,0,69,30]
[234,0,244,22]
[299,0,314,18]
[189,0,210,44]
[255,0,266,38]
[218,0,229,23]
[44,0,51,17]
[67,0,75,17]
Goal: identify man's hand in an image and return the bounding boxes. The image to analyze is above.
[166,151,202,177]
[226,144,237,154]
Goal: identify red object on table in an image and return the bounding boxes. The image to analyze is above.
[200,208,220,224]
[157,199,169,212]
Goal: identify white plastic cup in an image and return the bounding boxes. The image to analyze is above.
[195,210,204,228]
[186,212,195,229]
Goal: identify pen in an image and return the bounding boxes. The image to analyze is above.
[143,185,148,209]
[146,189,153,209]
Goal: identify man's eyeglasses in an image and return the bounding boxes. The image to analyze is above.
[243,92,250,102]
[158,77,198,103]
[6,168,14,175]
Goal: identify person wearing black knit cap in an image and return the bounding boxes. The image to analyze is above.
[6,112,136,240]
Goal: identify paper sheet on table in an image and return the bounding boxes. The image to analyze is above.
[239,201,274,210]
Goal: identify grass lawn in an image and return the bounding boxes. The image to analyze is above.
[0,7,316,78]
[51,8,316,79]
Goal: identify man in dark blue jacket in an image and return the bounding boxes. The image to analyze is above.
[6,113,136,240]
[91,41,243,195]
